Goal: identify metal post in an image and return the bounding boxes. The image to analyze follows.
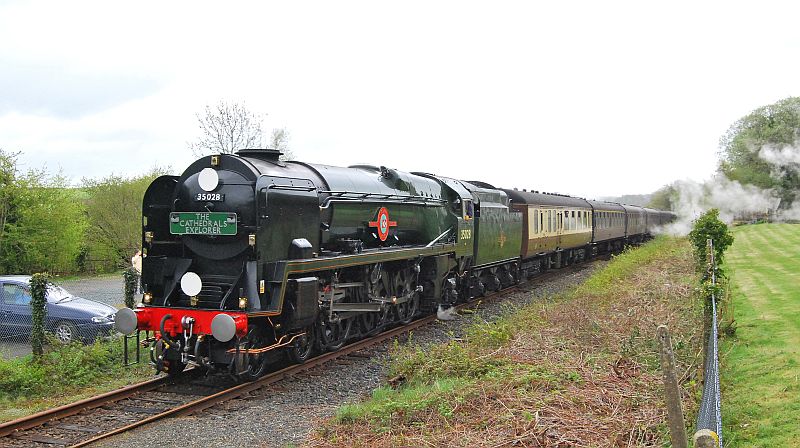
[123,333,129,365]
[136,330,141,363]
[657,324,689,448]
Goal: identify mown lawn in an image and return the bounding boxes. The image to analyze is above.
[721,223,800,447]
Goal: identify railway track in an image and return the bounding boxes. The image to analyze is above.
[0,260,600,448]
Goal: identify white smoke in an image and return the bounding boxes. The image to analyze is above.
[658,139,800,235]
[759,142,800,168]
[758,141,800,221]
[659,176,779,236]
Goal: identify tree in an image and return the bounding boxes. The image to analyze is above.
[81,168,169,271]
[0,169,87,274]
[719,96,800,208]
[0,149,18,251]
[188,100,265,156]
[647,184,676,210]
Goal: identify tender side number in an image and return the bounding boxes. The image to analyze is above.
[460,229,472,240]
[195,193,225,202]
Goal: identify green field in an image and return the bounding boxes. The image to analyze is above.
[722,224,800,447]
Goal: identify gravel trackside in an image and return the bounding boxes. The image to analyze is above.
[91,262,603,448]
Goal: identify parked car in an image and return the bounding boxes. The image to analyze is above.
[0,275,117,343]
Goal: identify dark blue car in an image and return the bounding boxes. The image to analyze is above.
[0,276,117,343]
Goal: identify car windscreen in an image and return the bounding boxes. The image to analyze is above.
[47,285,75,303]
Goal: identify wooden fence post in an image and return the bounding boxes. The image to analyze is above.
[657,324,689,448]
[694,428,720,448]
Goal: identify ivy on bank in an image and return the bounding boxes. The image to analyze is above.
[29,272,52,359]
[122,267,138,309]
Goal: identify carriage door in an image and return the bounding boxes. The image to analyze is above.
[557,210,564,248]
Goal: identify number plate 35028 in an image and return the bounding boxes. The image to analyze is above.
[196,193,225,202]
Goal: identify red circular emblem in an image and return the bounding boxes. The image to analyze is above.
[369,207,397,242]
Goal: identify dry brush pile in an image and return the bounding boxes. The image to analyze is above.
[308,237,703,447]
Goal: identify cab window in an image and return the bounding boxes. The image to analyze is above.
[463,200,474,220]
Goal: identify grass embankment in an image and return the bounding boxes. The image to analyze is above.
[0,337,154,422]
[309,236,703,447]
[722,223,800,447]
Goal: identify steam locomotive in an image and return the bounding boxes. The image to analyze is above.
[115,149,674,379]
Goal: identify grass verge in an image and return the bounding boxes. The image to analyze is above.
[721,223,800,447]
[0,336,154,422]
[309,236,703,447]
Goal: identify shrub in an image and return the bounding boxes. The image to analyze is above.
[688,209,734,278]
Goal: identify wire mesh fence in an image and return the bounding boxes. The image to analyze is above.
[695,239,723,447]
[0,275,126,360]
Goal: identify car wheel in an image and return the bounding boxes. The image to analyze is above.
[54,321,78,343]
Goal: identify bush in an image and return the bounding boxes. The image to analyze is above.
[688,209,734,278]
[0,336,134,401]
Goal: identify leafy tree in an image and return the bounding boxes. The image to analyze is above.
[688,209,734,278]
[646,184,676,210]
[81,168,169,271]
[0,149,18,251]
[0,169,87,274]
[719,96,800,208]
[188,100,266,156]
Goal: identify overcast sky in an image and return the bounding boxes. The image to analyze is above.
[1,0,798,199]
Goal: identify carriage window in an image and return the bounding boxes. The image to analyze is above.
[533,210,539,234]
[539,211,544,233]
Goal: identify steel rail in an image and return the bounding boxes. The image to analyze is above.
[0,374,179,438]
[0,257,600,447]
[70,287,517,447]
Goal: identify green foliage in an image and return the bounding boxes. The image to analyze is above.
[646,184,676,210]
[719,96,800,207]
[389,339,508,384]
[0,166,87,274]
[0,336,134,400]
[688,209,734,278]
[81,168,167,271]
[573,235,681,299]
[0,149,18,252]
[0,150,168,275]
[122,267,138,308]
[335,378,472,425]
[29,273,51,359]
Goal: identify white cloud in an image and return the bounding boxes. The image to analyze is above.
[1,0,799,196]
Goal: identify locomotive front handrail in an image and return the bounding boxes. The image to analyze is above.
[267,184,317,192]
